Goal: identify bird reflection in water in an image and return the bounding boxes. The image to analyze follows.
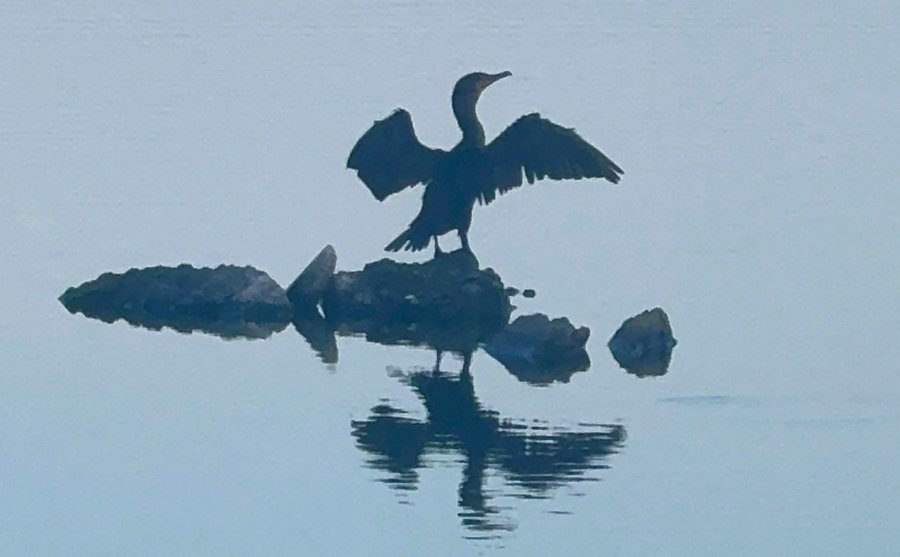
[351,351,626,538]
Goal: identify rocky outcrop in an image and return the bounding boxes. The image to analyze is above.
[59,247,601,381]
[320,250,512,352]
[607,307,677,377]
[59,264,292,339]
[485,313,591,385]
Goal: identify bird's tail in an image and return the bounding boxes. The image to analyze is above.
[385,224,431,252]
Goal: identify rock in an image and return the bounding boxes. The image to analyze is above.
[485,313,591,385]
[522,289,536,298]
[287,245,336,309]
[607,307,677,377]
[321,249,512,351]
[504,286,520,297]
[59,264,292,339]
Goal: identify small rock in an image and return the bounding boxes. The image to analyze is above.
[522,289,536,298]
[608,307,677,377]
[504,287,520,297]
[287,245,337,309]
[485,313,591,385]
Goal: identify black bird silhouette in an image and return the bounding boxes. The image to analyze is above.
[347,71,623,256]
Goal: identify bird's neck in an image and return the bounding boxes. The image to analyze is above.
[452,93,486,148]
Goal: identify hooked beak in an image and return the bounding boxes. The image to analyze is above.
[477,71,512,92]
[486,71,512,86]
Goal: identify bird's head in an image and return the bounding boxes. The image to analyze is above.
[453,71,512,99]
[451,71,512,144]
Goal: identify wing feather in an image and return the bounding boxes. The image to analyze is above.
[479,113,623,204]
[347,109,447,201]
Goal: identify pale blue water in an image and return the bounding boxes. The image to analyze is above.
[2,2,899,555]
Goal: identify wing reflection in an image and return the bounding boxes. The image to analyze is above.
[352,351,625,538]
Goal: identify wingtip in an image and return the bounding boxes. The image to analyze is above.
[607,167,624,184]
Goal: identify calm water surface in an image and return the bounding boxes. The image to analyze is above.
[2,2,899,555]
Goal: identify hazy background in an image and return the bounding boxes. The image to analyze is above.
[2,2,898,555]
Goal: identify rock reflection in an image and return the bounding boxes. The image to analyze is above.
[291,310,338,365]
[608,307,677,377]
[352,352,625,537]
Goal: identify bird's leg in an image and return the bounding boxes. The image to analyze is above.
[461,351,472,376]
[433,236,443,257]
[434,349,443,373]
[459,230,472,253]
[459,352,474,394]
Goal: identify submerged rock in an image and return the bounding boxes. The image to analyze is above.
[607,307,677,377]
[322,249,512,351]
[59,264,292,339]
[485,313,591,385]
[287,245,336,310]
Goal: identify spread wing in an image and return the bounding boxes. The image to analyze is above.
[478,113,624,204]
[347,109,448,201]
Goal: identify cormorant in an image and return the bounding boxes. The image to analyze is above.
[347,71,623,256]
